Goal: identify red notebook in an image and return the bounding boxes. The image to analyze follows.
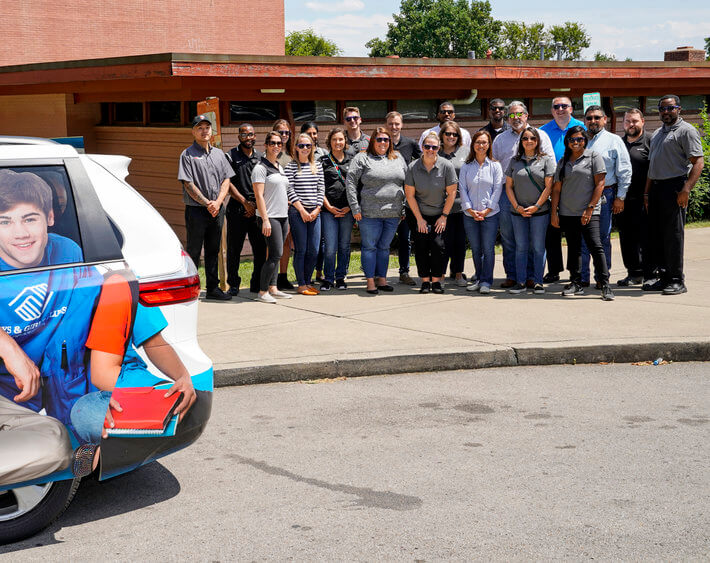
[104,387,182,436]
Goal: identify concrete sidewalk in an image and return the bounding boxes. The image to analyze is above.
[198,227,710,386]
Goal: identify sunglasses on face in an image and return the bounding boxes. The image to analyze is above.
[239,132,255,138]
[439,109,455,115]
[585,115,604,121]
[422,144,439,151]
[568,137,585,144]
[521,136,537,142]
[374,137,390,143]
[443,131,459,137]
[490,106,505,111]
[345,115,360,122]
[553,103,570,110]
[296,143,312,149]
[277,130,290,136]
[659,105,680,112]
[266,140,283,146]
[509,112,526,118]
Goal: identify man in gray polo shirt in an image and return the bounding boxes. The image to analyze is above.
[178,114,233,300]
[645,95,705,295]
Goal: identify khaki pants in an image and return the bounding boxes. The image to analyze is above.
[0,394,72,487]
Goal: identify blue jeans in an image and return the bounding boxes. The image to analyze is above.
[321,210,355,282]
[498,195,516,280]
[358,217,400,279]
[511,213,549,285]
[70,390,112,444]
[288,206,321,286]
[581,187,614,283]
[463,212,500,286]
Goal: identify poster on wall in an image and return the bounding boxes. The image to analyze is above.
[197,97,222,149]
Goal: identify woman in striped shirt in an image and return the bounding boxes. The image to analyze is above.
[285,133,326,295]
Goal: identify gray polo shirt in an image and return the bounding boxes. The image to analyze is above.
[178,142,233,207]
[505,154,556,214]
[554,149,606,217]
[648,117,703,180]
[345,152,407,218]
[404,157,458,216]
[252,159,289,219]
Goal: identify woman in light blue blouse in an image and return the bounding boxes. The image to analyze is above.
[459,130,504,294]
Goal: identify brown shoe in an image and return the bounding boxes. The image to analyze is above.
[500,279,516,289]
[526,279,535,289]
[399,273,416,285]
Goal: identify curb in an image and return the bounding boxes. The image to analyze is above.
[213,340,710,387]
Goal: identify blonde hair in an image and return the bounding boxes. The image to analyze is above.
[294,133,317,174]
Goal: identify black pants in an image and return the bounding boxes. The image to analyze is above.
[617,196,655,280]
[185,205,223,293]
[559,214,609,286]
[406,209,446,278]
[259,217,288,291]
[396,219,411,274]
[226,202,267,291]
[648,177,686,284]
[443,212,466,275]
[545,224,564,275]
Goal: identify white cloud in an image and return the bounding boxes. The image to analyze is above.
[304,0,365,13]
[287,13,393,56]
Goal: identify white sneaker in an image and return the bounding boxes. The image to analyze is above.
[257,293,277,304]
[456,277,468,287]
[270,290,292,299]
[466,280,480,292]
[479,284,491,294]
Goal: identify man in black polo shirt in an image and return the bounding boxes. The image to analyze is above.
[178,114,233,300]
[226,123,266,296]
[645,94,705,295]
[479,98,509,141]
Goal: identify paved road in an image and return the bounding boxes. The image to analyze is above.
[3,363,709,560]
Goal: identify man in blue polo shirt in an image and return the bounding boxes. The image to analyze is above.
[540,97,586,283]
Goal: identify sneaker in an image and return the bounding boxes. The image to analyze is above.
[508,283,526,294]
[455,277,468,287]
[256,292,277,304]
[500,278,516,288]
[315,274,325,284]
[227,287,240,296]
[466,280,480,292]
[335,279,347,290]
[543,273,560,283]
[562,283,584,296]
[419,281,431,294]
[399,273,416,285]
[642,278,664,292]
[320,280,332,291]
[270,290,292,300]
[297,287,319,296]
[617,275,643,287]
[533,283,545,294]
[479,284,491,294]
[600,285,615,301]
[277,273,295,290]
[662,282,687,295]
[205,288,232,301]
[431,281,444,294]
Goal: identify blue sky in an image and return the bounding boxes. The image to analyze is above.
[285,0,710,60]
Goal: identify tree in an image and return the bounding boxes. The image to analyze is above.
[366,0,502,58]
[593,51,617,62]
[285,29,342,57]
[495,21,591,61]
[705,37,710,60]
[548,22,590,60]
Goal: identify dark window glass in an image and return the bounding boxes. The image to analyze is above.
[113,103,143,123]
[148,102,181,124]
[345,100,388,120]
[613,97,640,112]
[188,101,198,121]
[397,100,437,121]
[452,99,482,118]
[229,102,280,122]
[292,101,337,122]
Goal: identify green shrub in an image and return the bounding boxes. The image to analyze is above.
[689,103,710,222]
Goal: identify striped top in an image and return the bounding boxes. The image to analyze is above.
[285,160,325,209]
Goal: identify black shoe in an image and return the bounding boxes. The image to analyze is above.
[601,285,615,301]
[205,288,232,301]
[662,282,687,295]
[315,275,325,284]
[543,273,560,283]
[277,273,295,290]
[508,283,526,294]
[642,278,664,292]
[320,280,332,291]
[249,286,259,293]
[431,281,444,294]
[562,283,584,296]
[377,284,394,292]
[336,279,347,290]
[227,287,240,296]
[366,288,379,295]
[419,282,431,294]
[617,275,643,287]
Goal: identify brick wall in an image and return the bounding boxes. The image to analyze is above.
[0,0,284,66]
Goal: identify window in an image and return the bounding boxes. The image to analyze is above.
[613,97,641,113]
[148,102,181,125]
[113,103,143,124]
[452,99,482,118]
[229,102,280,123]
[345,100,388,120]
[397,99,438,121]
[680,95,707,111]
[292,101,337,123]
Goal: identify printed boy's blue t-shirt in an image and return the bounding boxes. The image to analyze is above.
[0,233,83,272]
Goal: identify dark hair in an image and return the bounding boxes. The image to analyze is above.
[558,126,588,181]
[624,108,644,119]
[466,130,493,163]
[514,126,546,160]
[366,127,396,160]
[264,131,282,147]
[271,119,293,157]
[439,121,462,151]
[238,123,254,131]
[0,170,53,217]
[584,105,606,117]
[300,122,319,133]
[659,94,680,106]
[326,126,347,153]
[438,101,454,113]
[489,98,505,108]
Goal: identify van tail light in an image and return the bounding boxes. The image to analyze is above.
[138,250,201,306]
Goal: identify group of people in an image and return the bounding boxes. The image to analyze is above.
[178,93,703,303]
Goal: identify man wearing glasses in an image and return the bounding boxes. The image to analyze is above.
[645,94,704,295]
[540,97,586,284]
[226,123,267,296]
[580,105,632,289]
[343,106,370,156]
[479,98,509,141]
[419,102,472,151]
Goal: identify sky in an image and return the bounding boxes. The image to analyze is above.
[285,0,710,60]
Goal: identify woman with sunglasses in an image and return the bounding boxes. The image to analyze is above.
[438,121,469,287]
[504,126,555,295]
[404,132,457,294]
[319,127,354,290]
[346,127,407,295]
[252,131,292,304]
[301,121,328,159]
[272,119,296,290]
[285,133,325,295]
[459,130,503,294]
[550,126,614,301]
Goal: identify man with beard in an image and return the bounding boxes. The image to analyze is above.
[645,95,704,295]
[226,123,266,295]
[419,102,472,151]
[492,101,554,288]
[580,105,631,288]
[479,98,509,142]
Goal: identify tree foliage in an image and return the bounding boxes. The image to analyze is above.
[366,0,502,58]
[285,29,342,57]
[547,22,591,60]
[593,51,617,62]
[705,37,710,60]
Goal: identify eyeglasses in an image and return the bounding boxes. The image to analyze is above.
[374,137,390,143]
[568,137,585,144]
[508,112,526,118]
[345,115,360,122]
[296,143,312,149]
[277,130,290,136]
[474,140,489,146]
[422,144,439,151]
[443,131,459,137]
[266,140,283,146]
[585,115,604,121]
[490,106,505,111]
[659,105,680,112]
[521,136,537,142]
[553,103,571,110]
[239,132,255,138]
[439,109,455,115]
